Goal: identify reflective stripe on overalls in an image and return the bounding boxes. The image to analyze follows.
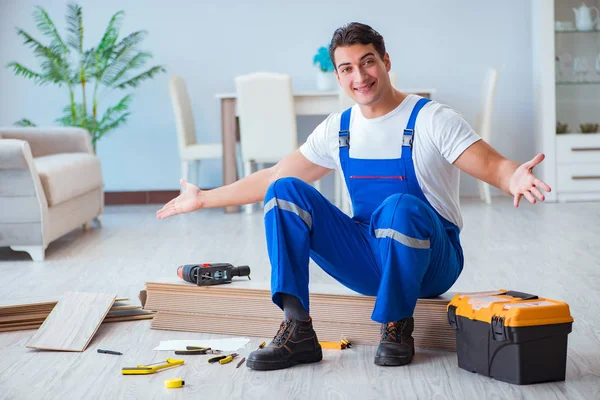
[263,98,464,323]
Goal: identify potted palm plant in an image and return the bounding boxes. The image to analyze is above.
[6,3,165,153]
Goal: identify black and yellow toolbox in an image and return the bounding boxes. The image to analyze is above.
[447,290,573,385]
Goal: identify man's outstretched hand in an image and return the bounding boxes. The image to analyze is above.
[156,179,204,219]
[508,153,552,207]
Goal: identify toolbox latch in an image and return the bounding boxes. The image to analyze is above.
[447,305,458,330]
[491,316,507,341]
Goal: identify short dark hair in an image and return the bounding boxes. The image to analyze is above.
[328,22,386,69]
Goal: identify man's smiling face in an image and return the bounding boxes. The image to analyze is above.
[334,43,391,107]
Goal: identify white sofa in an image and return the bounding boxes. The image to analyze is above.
[0,127,103,261]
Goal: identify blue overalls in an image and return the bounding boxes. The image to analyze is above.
[263,98,464,323]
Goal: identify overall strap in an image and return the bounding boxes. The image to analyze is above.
[339,107,352,148]
[338,107,352,177]
[402,97,431,149]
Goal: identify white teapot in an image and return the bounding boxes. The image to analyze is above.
[573,3,599,31]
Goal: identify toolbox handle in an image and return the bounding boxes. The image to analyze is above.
[501,290,538,300]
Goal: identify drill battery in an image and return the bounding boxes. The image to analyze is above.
[177,263,251,286]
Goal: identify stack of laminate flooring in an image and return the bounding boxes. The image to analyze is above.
[143,280,456,351]
[0,295,155,333]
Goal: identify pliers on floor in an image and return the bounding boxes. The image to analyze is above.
[208,353,239,364]
[174,346,222,355]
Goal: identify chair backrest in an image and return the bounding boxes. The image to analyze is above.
[338,71,398,110]
[476,67,499,143]
[169,75,196,150]
[235,72,297,163]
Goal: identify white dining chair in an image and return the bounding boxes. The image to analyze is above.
[476,67,499,205]
[169,75,223,192]
[236,72,323,213]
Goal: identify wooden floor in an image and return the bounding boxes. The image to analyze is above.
[0,198,599,399]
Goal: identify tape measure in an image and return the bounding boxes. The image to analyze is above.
[164,378,185,388]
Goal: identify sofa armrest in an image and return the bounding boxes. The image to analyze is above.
[0,138,49,214]
[0,139,35,169]
[0,127,94,158]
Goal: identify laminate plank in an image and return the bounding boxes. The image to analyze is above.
[26,292,117,351]
[0,313,155,332]
[0,324,40,332]
[0,296,127,311]
[0,305,141,324]
[151,311,456,350]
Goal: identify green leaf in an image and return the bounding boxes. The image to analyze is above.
[113,30,147,59]
[92,16,129,81]
[82,47,98,77]
[40,55,72,85]
[14,119,37,127]
[6,62,47,84]
[106,52,152,87]
[99,47,136,86]
[33,6,68,56]
[96,31,147,85]
[66,3,83,52]
[13,28,73,85]
[114,65,165,89]
[97,111,129,139]
[16,28,52,55]
[97,94,132,126]
[97,11,124,55]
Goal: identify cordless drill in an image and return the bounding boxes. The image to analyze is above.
[177,263,251,286]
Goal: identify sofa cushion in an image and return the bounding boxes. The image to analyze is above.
[33,153,102,207]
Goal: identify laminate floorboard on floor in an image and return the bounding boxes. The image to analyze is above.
[0,198,599,399]
[26,292,117,351]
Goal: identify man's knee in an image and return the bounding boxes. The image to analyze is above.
[380,193,427,219]
[264,177,309,204]
[374,193,433,234]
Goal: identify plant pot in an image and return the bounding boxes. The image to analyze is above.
[316,70,337,91]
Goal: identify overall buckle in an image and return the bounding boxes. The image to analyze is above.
[402,129,413,147]
[339,130,350,148]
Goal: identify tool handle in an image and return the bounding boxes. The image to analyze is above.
[175,349,205,355]
[501,291,539,300]
[231,265,251,278]
[219,355,233,364]
[98,349,122,355]
[208,355,226,363]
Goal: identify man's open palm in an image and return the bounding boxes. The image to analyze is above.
[509,153,552,207]
[156,179,203,219]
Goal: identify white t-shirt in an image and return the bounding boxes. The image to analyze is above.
[299,94,481,231]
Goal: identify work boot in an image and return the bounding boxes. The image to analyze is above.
[374,317,415,366]
[246,317,322,371]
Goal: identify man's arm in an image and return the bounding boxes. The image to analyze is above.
[156,149,333,219]
[453,140,519,195]
[453,140,551,207]
[202,149,332,208]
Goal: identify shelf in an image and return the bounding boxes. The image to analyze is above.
[555,30,600,34]
[556,81,600,85]
[556,132,600,135]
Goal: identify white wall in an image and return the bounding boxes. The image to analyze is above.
[0,0,534,196]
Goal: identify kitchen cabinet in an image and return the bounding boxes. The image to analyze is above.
[532,0,600,201]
